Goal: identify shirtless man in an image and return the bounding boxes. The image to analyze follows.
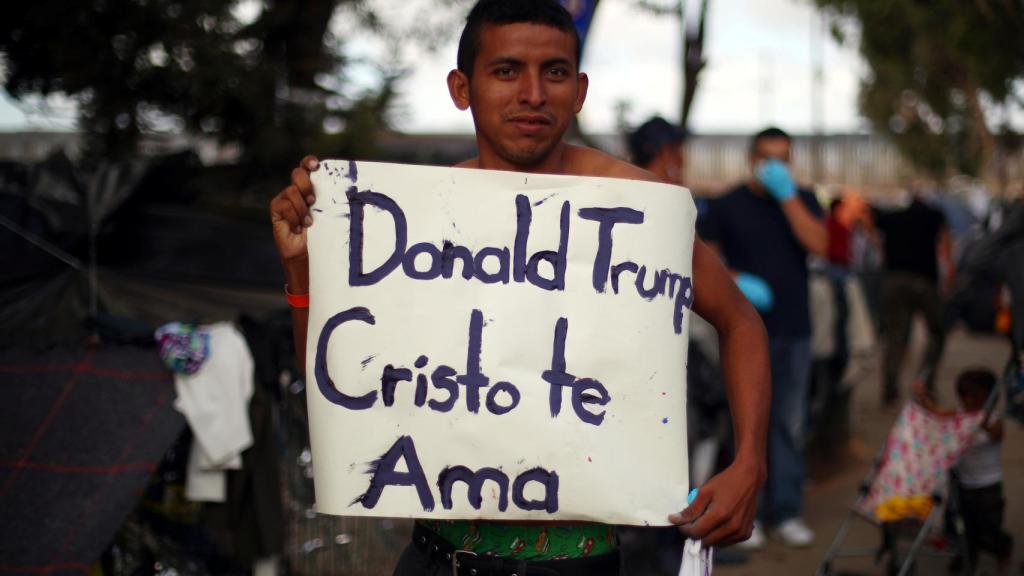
[270,1,768,573]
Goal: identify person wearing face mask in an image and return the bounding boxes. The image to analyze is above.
[697,127,827,549]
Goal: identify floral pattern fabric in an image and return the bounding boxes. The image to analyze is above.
[155,322,210,374]
[861,402,984,520]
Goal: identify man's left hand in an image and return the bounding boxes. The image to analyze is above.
[669,455,764,546]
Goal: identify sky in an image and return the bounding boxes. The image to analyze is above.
[0,0,871,135]
[370,0,870,135]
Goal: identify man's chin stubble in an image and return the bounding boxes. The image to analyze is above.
[500,141,556,168]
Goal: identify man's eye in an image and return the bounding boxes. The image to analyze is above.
[547,67,569,79]
[495,67,515,78]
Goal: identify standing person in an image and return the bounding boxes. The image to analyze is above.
[269,1,771,574]
[951,199,1024,423]
[626,116,735,572]
[698,127,827,549]
[872,193,953,406]
[628,116,687,186]
[826,198,852,268]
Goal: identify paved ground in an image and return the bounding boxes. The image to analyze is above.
[716,325,1022,576]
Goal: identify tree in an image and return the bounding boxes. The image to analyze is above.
[813,0,1024,183]
[633,0,709,131]
[0,0,396,170]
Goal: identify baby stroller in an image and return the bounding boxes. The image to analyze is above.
[816,387,998,576]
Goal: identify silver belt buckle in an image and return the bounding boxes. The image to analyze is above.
[451,549,478,575]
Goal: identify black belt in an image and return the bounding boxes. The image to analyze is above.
[412,523,620,576]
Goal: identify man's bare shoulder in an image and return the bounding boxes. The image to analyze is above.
[563,145,661,183]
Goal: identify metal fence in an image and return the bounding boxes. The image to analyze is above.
[683,133,1024,197]
[3,130,1022,197]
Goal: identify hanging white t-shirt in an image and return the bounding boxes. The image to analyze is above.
[172,322,255,501]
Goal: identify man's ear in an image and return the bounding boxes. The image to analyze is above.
[447,69,471,111]
[573,72,589,114]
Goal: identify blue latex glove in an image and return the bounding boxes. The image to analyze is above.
[755,158,796,202]
[735,272,774,312]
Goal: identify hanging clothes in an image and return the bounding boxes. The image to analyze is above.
[171,322,254,502]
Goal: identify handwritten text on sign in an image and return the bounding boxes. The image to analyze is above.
[306,161,696,525]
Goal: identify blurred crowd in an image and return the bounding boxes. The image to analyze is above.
[621,116,1023,574]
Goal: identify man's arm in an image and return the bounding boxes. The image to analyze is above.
[937,225,955,293]
[983,418,1004,442]
[587,151,770,544]
[780,195,828,257]
[911,381,955,416]
[269,156,320,371]
[755,160,826,256]
[700,240,776,313]
[669,237,770,546]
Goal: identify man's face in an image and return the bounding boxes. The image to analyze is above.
[448,22,588,171]
[751,136,791,166]
[662,142,685,184]
[749,136,791,189]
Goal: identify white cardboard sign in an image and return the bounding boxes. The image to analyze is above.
[306,160,695,525]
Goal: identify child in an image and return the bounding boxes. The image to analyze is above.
[914,369,1013,574]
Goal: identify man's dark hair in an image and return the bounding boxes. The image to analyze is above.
[956,368,997,399]
[749,126,791,156]
[457,0,581,78]
[628,116,686,168]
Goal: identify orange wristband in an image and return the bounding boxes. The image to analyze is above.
[285,284,309,309]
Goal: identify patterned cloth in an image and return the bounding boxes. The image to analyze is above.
[421,520,617,560]
[155,322,210,374]
[0,345,185,574]
[860,402,984,520]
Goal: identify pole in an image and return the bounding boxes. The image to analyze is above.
[811,9,826,182]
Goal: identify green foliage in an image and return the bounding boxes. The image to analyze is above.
[814,0,1024,178]
[0,0,396,169]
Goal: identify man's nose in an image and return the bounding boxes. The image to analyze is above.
[518,72,546,107]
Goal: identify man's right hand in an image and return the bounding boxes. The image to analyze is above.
[755,159,796,202]
[270,155,320,264]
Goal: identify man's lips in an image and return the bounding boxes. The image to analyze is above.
[507,114,553,134]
